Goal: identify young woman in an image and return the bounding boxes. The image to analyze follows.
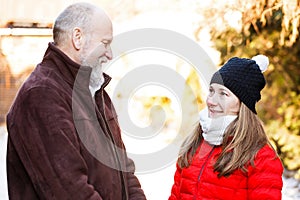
[169,55,283,200]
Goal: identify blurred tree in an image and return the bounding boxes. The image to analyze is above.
[0,49,18,124]
[194,0,300,178]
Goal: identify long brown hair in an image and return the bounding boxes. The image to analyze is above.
[177,103,271,177]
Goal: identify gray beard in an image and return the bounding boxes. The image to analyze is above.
[89,63,104,97]
[88,56,108,97]
[90,63,104,87]
[80,52,107,97]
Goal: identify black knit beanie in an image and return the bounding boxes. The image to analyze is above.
[210,55,269,114]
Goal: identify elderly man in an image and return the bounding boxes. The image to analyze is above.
[6,2,146,200]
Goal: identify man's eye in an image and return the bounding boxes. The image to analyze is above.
[102,41,109,46]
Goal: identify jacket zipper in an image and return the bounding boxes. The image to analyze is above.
[96,89,129,200]
[193,145,216,200]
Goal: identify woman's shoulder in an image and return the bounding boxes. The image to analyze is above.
[250,144,283,174]
[256,144,279,158]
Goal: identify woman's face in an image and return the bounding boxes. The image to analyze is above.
[206,83,240,118]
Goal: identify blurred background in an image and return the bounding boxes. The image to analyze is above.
[0,0,299,199]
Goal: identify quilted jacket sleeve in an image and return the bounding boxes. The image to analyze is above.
[247,145,283,200]
[169,163,182,200]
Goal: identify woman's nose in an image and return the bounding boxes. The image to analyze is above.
[206,95,217,107]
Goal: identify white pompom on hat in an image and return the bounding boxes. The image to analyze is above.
[252,55,269,72]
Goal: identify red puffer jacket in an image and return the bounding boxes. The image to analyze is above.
[169,140,283,200]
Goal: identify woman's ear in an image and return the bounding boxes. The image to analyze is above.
[72,27,82,50]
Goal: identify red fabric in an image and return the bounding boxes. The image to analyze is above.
[169,141,283,200]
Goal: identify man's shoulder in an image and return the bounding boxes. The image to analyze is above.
[20,64,70,95]
[9,65,71,113]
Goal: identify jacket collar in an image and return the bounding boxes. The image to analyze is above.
[42,42,111,91]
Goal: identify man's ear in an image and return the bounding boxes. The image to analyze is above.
[72,27,82,50]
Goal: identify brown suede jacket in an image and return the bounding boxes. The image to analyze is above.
[6,42,146,200]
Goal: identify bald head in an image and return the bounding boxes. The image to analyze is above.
[53,2,110,47]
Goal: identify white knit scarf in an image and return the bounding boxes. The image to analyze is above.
[199,107,237,145]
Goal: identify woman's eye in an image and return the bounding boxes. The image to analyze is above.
[220,92,228,96]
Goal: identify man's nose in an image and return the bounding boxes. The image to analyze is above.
[105,46,113,60]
